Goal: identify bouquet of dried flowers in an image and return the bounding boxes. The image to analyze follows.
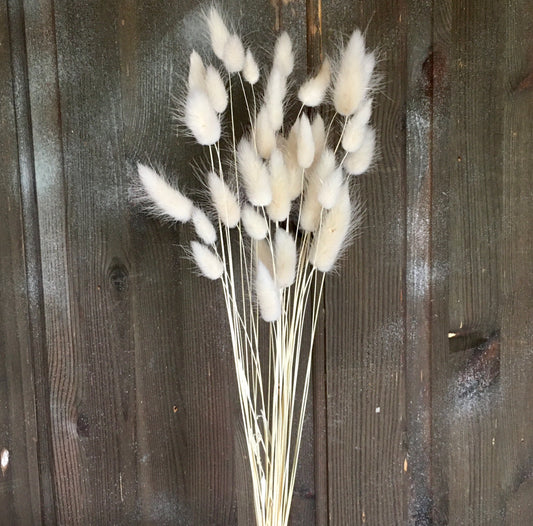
[135,7,376,525]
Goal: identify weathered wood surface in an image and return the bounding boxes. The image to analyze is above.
[1,0,532,525]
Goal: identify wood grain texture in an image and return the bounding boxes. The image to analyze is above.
[405,1,434,523]
[499,0,533,523]
[322,2,407,524]
[431,1,506,524]
[2,0,533,524]
[1,1,57,523]
[0,3,43,524]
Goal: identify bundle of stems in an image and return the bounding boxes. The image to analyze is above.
[136,7,376,525]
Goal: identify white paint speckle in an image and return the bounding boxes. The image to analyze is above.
[1,448,9,476]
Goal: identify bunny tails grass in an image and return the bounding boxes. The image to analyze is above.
[134,9,378,526]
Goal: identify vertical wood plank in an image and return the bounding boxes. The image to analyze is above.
[426,1,452,523]
[430,1,506,523]
[37,1,139,521]
[2,0,57,523]
[499,0,533,523]
[405,1,434,523]
[322,1,408,524]
[0,3,43,524]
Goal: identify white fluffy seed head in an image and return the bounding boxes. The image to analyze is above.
[243,49,260,84]
[191,241,224,280]
[255,107,276,159]
[341,98,373,152]
[309,185,352,272]
[242,205,268,240]
[207,171,240,227]
[205,66,228,113]
[237,138,272,206]
[185,89,221,145]
[343,126,376,175]
[333,30,375,116]
[267,149,291,222]
[188,50,206,91]
[206,7,230,60]
[311,114,326,163]
[298,58,331,107]
[222,34,245,73]
[137,164,193,223]
[297,113,315,169]
[273,32,294,77]
[274,228,297,288]
[299,149,336,231]
[284,119,303,200]
[256,261,281,322]
[318,167,344,209]
[192,207,217,245]
[264,68,286,131]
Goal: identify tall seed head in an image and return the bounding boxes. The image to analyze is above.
[333,30,375,116]
[237,138,272,207]
[297,113,315,169]
[137,164,193,223]
[309,184,353,272]
[206,7,230,60]
[298,58,331,107]
[273,32,294,77]
[185,89,221,145]
[205,65,228,113]
[274,228,297,288]
[191,241,224,280]
[256,261,281,322]
[207,171,240,227]
[343,126,376,175]
[243,49,260,84]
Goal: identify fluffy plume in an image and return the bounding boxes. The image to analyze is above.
[208,171,240,227]
[264,68,286,131]
[284,119,303,200]
[311,114,326,163]
[309,184,352,272]
[333,30,375,116]
[223,34,246,73]
[243,49,260,84]
[255,107,276,159]
[266,149,291,222]
[343,127,375,175]
[238,138,272,206]
[318,167,344,209]
[188,50,206,91]
[205,66,228,113]
[298,58,331,107]
[273,32,294,77]
[274,228,296,288]
[192,207,217,245]
[256,261,281,322]
[242,205,268,240]
[297,113,315,169]
[185,90,221,145]
[191,241,224,280]
[299,149,336,231]
[341,98,372,152]
[206,7,230,60]
[137,164,192,222]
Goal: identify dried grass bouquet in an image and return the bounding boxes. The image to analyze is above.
[135,6,376,525]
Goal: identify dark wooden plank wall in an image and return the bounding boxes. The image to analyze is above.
[1,0,532,525]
